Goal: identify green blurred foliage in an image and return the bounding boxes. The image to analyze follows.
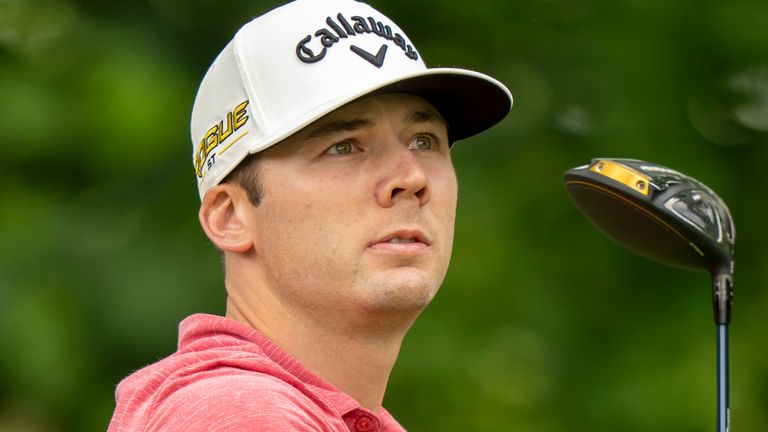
[1,0,767,430]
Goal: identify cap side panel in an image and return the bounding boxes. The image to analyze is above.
[190,42,258,199]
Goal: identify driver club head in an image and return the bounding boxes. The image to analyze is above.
[564,158,735,277]
[564,158,735,325]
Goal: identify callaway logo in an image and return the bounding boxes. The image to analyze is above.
[296,13,419,68]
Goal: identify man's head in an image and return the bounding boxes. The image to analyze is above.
[192,0,511,327]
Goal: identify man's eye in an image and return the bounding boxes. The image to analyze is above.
[325,140,357,155]
[409,134,436,150]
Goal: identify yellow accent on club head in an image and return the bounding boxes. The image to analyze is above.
[589,159,651,196]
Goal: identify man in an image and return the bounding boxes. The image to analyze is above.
[109,0,511,430]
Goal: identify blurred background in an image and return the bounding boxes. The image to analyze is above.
[1,0,767,430]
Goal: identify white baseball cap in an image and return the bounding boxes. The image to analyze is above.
[191,0,513,200]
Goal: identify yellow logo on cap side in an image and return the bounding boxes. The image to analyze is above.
[195,100,249,177]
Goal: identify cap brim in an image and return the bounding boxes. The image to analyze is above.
[369,68,512,142]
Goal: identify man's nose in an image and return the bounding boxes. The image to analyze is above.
[374,145,431,208]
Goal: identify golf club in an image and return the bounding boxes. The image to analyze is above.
[563,158,735,432]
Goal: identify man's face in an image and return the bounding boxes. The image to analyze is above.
[243,93,457,323]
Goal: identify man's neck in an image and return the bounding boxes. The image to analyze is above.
[225,284,417,412]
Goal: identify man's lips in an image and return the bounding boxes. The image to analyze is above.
[367,229,431,252]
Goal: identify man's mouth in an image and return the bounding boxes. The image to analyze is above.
[368,230,431,253]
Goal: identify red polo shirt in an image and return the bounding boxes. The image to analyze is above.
[108,314,407,432]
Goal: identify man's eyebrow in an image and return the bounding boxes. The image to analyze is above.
[404,109,448,129]
[306,118,371,139]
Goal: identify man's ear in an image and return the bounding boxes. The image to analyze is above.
[199,184,254,253]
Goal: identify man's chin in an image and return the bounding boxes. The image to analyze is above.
[359,269,442,315]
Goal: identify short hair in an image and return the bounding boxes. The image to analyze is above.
[222,153,263,207]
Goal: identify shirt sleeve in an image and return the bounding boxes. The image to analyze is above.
[144,373,345,432]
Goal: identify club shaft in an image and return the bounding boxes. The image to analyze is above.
[717,324,729,432]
